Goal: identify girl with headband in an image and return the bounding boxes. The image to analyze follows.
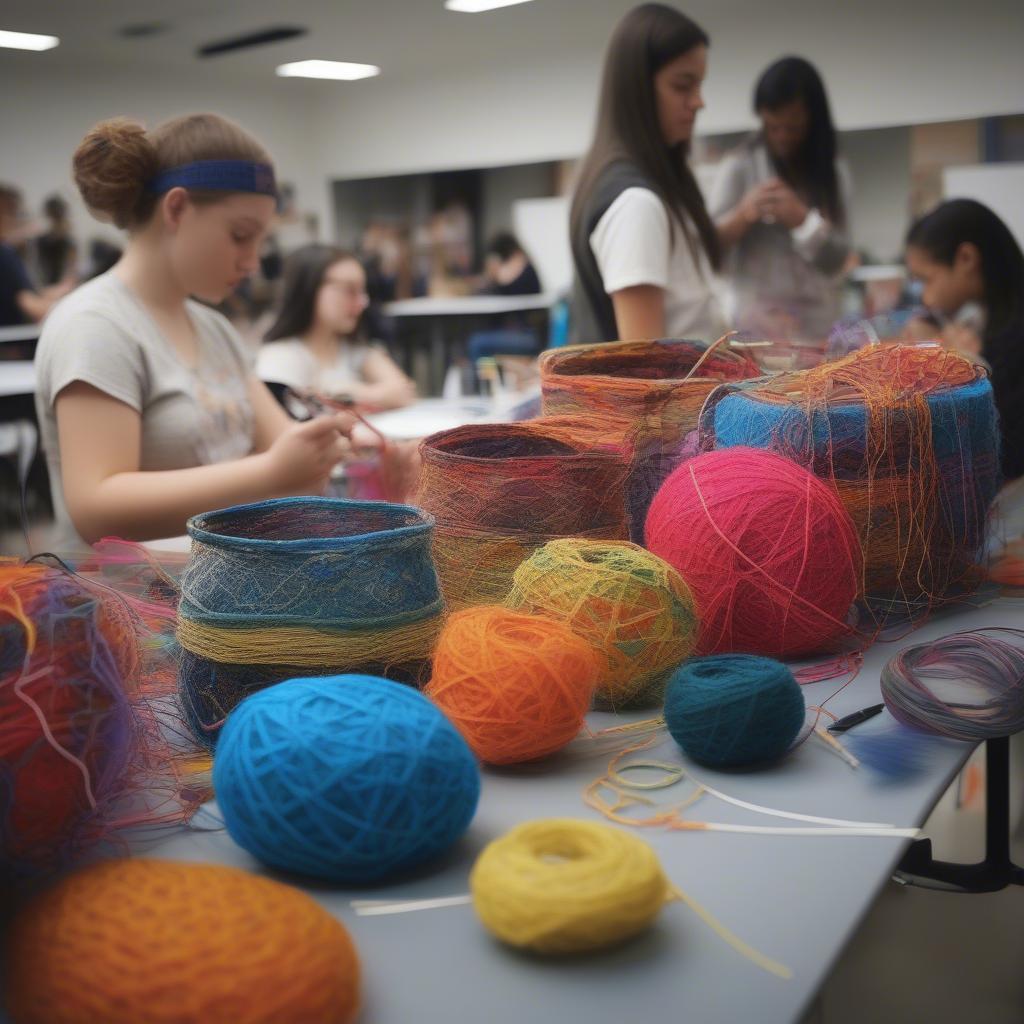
[34,113,354,548]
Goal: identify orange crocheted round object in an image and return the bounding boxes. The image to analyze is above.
[4,858,360,1024]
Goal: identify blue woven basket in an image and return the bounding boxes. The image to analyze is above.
[181,497,444,629]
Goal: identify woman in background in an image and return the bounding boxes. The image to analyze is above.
[710,56,851,341]
[260,244,416,411]
[906,198,1024,480]
[569,3,727,344]
[34,113,352,547]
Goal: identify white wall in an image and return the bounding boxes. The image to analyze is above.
[944,162,1024,248]
[1,0,1019,253]
[311,0,1024,181]
[0,62,328,251]
[842,128,913,262]
[480,162,555,243]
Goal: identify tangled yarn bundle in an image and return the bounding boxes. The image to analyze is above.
[4,858,360,1024]
[470,818,669,954]
[426,606,599,764]
[506,539,699,708]
[213,674,480,882]
[645,448,861,658]
[710,345,999,616]
[540,338,759,539]
[664,655,806,767]
[415,418,631,609]
[881,628,1024,741]
[0,555,207,881]
[0,563,138,877]
[177,497,444,747]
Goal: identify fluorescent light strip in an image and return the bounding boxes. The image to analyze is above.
[0,29,59,51]
[276,59,380,81]
[445,0,536,12]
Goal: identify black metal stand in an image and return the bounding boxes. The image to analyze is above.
[894,736,1023,893]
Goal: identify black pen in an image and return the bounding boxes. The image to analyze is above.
[827,703,885,734]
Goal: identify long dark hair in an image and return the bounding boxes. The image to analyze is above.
[754,56,843,226]
[570,3,719,269]
[906,198,1024,348]
[264,244,366,342]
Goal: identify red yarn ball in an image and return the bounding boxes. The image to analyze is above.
[644,448,861,658]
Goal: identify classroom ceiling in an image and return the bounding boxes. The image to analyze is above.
[0,0,655,84]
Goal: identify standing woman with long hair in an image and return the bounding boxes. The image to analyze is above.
[34,113,353,548]
[710,56,851,341]
[905,199,1024,480]
[259,244,415,410]
[569,3,727,345]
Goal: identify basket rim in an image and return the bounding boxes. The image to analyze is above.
[186,496,435,552]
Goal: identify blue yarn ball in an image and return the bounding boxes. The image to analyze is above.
[213,674,481,882]
[664,655,805,768]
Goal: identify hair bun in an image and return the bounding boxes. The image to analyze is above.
[73,118,159,229]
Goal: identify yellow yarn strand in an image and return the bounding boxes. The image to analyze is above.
[176,613,443,667]
[666,885,793,980]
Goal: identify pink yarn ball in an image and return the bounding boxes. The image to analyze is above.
[644,448,861,658]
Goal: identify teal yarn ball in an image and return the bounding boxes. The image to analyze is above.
[664,655,805,768]
[213,674,481,882]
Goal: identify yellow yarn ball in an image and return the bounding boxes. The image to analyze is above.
[469,818,670,954]
[507,539,699,708]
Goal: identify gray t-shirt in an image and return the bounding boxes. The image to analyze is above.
[34,271,256,548]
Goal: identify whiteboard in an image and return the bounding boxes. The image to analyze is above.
[943,162,1024,249]
[512,196,572,296]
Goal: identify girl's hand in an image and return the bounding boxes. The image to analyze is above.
[738,181,775,225]
[760,181,809,229]
[262,413,353,495]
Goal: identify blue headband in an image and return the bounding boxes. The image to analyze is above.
[147,160,277,197]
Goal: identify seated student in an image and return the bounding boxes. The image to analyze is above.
[569,4,728,344]
[480,232,541,296]
[0,184,73,329]
[259,244,416,411]
[34,114,353,548]
[905,198,1024,480]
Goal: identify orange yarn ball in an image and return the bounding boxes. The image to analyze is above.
[426,606,600,765]
[4,858,360,1024]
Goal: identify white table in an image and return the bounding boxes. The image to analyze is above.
[362,392,540,442]
[383,294,558,318]
[0,324,40,345]
[0,361,35,398]
[382,293,557,394]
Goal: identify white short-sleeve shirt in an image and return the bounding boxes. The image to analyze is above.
[589,186,728,341]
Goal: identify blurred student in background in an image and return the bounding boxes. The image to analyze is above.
[710,56,852,342]
[260,244,416,410]
[0,185,73,329]
[906,198,1024,479]
[479,232,541,296]
[33,194,78,287]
